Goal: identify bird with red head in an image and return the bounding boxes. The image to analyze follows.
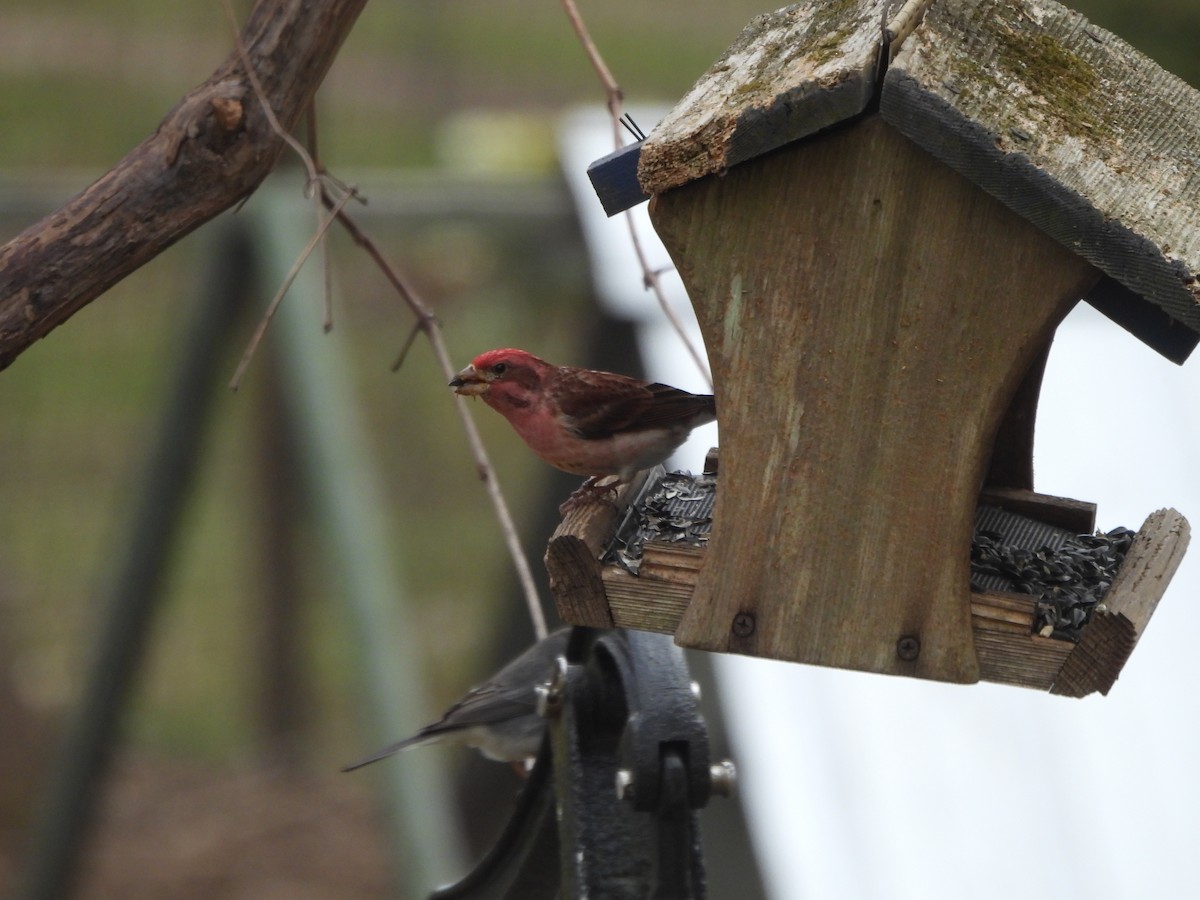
[450,348,715,509]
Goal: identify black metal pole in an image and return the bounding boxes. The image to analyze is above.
[18,223,255,900]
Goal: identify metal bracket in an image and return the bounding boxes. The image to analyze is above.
[431,627,731,899]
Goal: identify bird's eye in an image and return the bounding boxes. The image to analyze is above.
[492,363,507,375]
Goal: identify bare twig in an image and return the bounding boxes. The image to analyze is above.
[223,2,352,384]
[623,209,713,389]
[559,0,713,389]
[559,0,623,118]
[228,187,355,391]
[559,0,626,176]
[0,0,370,371]
[305,100,336,332]
[390,322,424,373]
[321,192,548,641]
[224,2,549,641]
[224,0,321,193]
[320,201,335,333]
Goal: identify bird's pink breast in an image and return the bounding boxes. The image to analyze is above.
[493,398,682,478]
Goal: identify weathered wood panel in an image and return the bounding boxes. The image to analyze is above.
[597,548,1076,691]
[545,470,655,628]
[984,341,1051,490]
[637,0,888,195]
[977,486,1096,535]
[1052,508,1190,696]
[567,503,1185,694]
[650,114,1099,681]
[605,568,694,634]
[884,0,1200,335]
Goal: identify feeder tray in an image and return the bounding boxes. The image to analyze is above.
[546,455,1188,697]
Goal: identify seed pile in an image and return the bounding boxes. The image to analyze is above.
[971,526,1135,641]
[605,472,1135,643]
[604,471,716,575]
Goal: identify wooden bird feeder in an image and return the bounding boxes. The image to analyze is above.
[547,0,1198,695]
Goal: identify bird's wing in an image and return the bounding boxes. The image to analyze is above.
[340,685,533,772]
[433,683,538,729]
[341,629,570,772]
[638,383,717,428]
[416,628,571,734]
[553,368,657,438]
[341,735,431,771]
[555,369,713,439]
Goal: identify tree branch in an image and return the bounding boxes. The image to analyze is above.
[0,0,368,371]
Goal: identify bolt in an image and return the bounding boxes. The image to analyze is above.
[534,683,555,718]
[709,760,738,798]
[896,635,921,661]
[615,768,635,801]
[535,656,569,718]
[731,613,756,638]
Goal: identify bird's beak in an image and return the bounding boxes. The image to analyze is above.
[449,364,488,396]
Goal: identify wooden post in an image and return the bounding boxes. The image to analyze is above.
[650,115,1100,681]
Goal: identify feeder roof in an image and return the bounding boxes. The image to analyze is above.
[636,0,1200,339]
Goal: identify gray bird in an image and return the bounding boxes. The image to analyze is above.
[342,628,571,771]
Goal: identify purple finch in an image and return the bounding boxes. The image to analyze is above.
[450,348,716,505]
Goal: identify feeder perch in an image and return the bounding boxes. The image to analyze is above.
[548,0,1198,693]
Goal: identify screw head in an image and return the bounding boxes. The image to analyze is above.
[731,613,756,638]
[615,768,635,802]
[896,635,921,661]
[535,656,569,718]
[709,760,738,798]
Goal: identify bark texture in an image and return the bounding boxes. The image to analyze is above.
[0,0,369,370]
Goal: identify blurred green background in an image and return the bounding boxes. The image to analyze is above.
[0,1,1196,896]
